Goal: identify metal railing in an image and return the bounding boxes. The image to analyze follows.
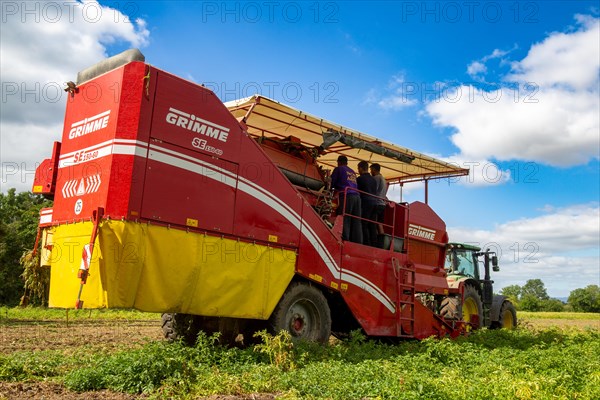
[338,186,407,251]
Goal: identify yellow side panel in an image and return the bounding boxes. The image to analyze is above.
[48,221,106,308]
[48,221,296,319]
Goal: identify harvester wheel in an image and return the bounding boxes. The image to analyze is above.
[440,285,483,331]
[269,282,331,344]
[161,313,200,345]
[497,301,517,329]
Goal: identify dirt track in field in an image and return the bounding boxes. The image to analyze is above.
[0,382,277,400]
[0,382,143,400]
[0,382,278,400]
[0,319,162,355]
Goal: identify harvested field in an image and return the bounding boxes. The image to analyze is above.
[1,320,161,355]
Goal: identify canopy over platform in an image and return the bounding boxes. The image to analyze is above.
[225,95,468,184]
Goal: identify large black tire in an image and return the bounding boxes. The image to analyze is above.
[162,314,266,347]
[440,285,483,331]
[497,301,517,329]
[462,285,483,330]
[440,296,461,320]
[161,313,200,345]
[269,282,331,344]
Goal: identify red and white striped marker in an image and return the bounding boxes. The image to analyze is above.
[77,243,92,283]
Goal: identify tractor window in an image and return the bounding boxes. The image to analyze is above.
[444,252,453,270]
[455,250,476,278]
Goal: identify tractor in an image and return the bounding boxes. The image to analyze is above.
[444,243,517,330]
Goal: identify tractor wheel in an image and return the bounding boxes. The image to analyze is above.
[269,282,331,344]
[440,285,483,331]
[462,285,483,330]
[440,296,460,320]
[161,313,200,345]
[498,301,517,329]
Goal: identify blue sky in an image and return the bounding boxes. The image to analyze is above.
[1,1,598,297]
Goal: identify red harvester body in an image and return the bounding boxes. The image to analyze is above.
[33,50,502,342]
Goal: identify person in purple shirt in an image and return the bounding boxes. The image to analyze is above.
[330,155,362,243]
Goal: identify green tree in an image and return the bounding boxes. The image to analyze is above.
[501,284,522,304]
[519,294,541,311]
[0,189,52,305]
[539,298,565,312]
[568,285,600,313]
[503,280,563,312]
[521,279,549,301]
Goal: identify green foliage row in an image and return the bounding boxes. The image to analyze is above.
[1,327,599,399]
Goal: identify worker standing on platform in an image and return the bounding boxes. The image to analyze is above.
[370,163,388,236]
[357,161,378,246]
[331,156,362,243]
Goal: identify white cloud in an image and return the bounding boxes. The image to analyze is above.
[506,14,599,91]
[0,0,149,192]
[366,73,419,111]
[467,61,487,78]
[377,96,417,110]
[485,49,510,61]
[449,203,600,297]
[426,15,600,167]
[467,48,513,80]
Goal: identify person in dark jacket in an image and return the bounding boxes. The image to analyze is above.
[356,160,378,247]
[330,156,362,243]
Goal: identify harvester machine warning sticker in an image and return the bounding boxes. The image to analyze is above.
[62,175,102,198]
[186,218,199,227]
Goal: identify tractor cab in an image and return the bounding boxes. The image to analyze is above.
[445,243,500,280]
[444,243,511,328]
[445,243,479,279]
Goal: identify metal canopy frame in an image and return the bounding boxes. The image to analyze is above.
[225,95,469,184]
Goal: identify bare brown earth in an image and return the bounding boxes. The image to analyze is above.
[0,319,162,355]
[0,381,142,400]
[0,382,276,400]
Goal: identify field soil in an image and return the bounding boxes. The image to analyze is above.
[0,381,141,400]
[0,381,278,400]
[0,319,161,354]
